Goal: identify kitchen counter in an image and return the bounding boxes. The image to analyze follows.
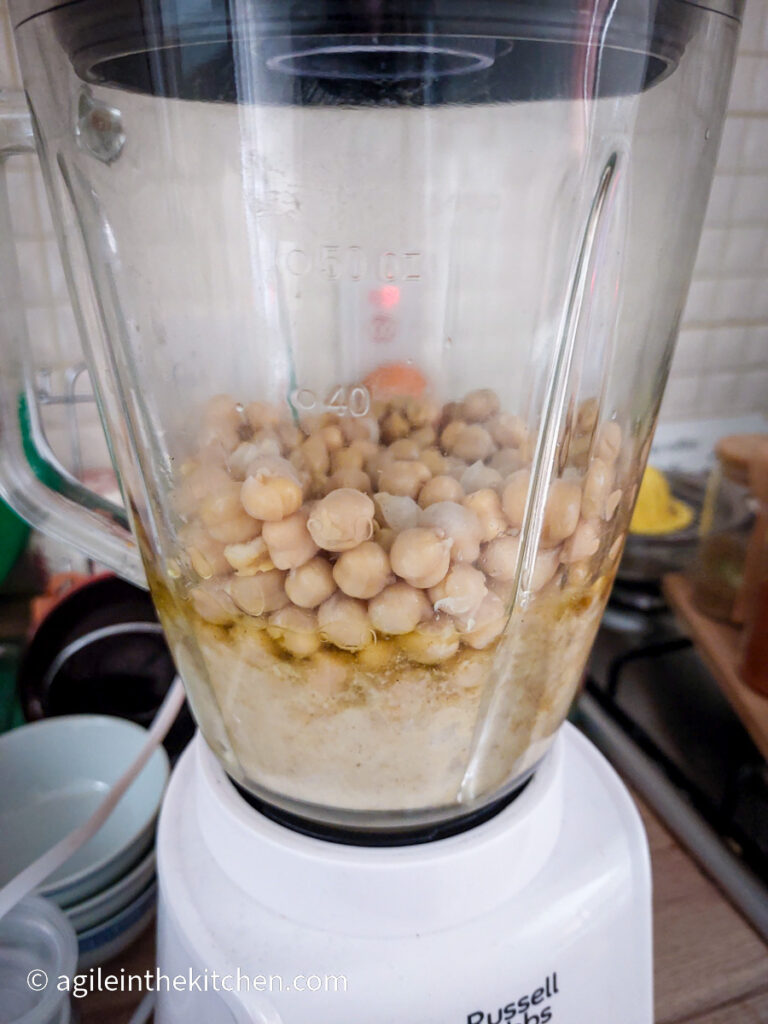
[76,793,768,1023]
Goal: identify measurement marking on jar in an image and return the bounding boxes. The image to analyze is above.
[278,245,422,282]
[289,384,371,417]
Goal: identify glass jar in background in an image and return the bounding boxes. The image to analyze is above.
[740,441,768,698]
[691,435,762,623]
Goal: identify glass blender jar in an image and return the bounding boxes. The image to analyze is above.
[0,0,740,839]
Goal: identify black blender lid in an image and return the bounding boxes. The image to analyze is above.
[17,574,194,760]
[10,0,743,106]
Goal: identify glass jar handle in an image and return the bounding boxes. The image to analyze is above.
[0,93,145,587]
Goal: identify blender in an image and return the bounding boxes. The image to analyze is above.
[0,0,740,1020]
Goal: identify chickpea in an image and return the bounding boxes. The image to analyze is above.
[595,421,622,464]
[267,606,320,658]
[181,523,231,579]
[326,468,373,494]
[369,582,432,635]
[501,470,530,528]
[576,397,599,434]
[340,415,380,445]
[542,479,582,546]
[529,547,560,592]
[420,502,482,564]
[567,561,592,587]
[262,508,318,570]
[463,489,505,542]
[404,396,441,428]
[357,638,397,672]
[299,434,330,477]
[378,460,432,499]
[380,409,411,444]
[449,423,495,462]
[489,413,528,449]
[332,447,364,473]
[190,583,238,626]
[479,535,521,582]
[581,457,611,520]
[428,564,487,617]
[388,438,420,461]
[420,448,449,476]
[245,401,281,432]
[287,448,313,489]
[203,393,241,425]
[199,394,243,451]
[462,388,500,422]
[228,438,280,480]
[198,478,244,528]
[441,401,465,424]
[375,526,397,554]
[487,578,514,605]
[418,475,465,508]
[223,535,274,575]
[298,412,334,436]
[390,527,452,589]
[567,433,592,471]
[374,493,421,532]
[349,439,380,469]
[199,482,261,544]
[229,569,288,616]
[460,461,503,495]
[561,520,601,563]
[206,511,260,546]
[444,456,469,482]
[489,449,525,477]
[364,448,389,484]
[456,592,506,650]
[277,421,303,451]
[307,488,375,552]
[440,419,468,453]
[241,457,303,522]
[605,489,622,520]
[285,556,336,608]
[399,617,459,665]
[333,541,391,599]
[608,534,624,563]
[320,424,344,452]
[411,425,437,448]
[317,593,374,650]
[173,463,232,519]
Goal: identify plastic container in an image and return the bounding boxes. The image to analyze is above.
[690,435,760,623]
[0,895,77,1024]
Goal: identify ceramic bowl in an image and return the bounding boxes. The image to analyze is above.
[65,846,156,933]
[76,879,158,969]
[0,716,168,907]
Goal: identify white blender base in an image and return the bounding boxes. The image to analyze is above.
[156,725,652,1023]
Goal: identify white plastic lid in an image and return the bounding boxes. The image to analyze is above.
[0,895,77,1024]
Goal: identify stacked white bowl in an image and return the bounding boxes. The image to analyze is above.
[0,716,169,967]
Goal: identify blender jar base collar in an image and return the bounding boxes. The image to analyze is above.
[155,726,653,1023]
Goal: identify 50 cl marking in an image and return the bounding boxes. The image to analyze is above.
[290,384,371,418]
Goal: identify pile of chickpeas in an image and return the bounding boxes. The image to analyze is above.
[173,385,624,667]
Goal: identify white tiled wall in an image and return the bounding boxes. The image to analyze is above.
[664,0,768,421]
[0,0,766,434]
